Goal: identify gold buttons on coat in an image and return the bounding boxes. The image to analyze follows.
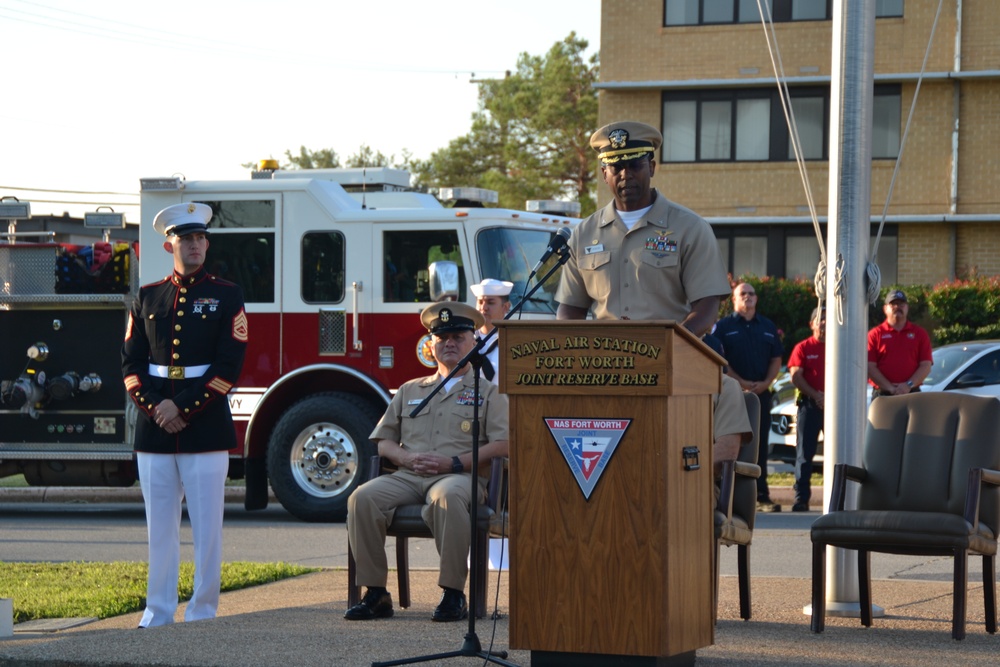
[172,352,180,360]
[179,297,186,303]
[175,324,181,331]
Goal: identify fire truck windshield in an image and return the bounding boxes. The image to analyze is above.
[476,227,562,315]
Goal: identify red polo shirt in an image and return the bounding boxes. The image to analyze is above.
[788,335,825,392]
[867,320,933,386]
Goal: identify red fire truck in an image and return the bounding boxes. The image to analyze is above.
[0,166,578,521]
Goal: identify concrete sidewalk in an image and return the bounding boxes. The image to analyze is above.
[2,568,997,666]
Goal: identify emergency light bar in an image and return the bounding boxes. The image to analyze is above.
[139,177,185,191]
[526,200,581,216]
[84,211,126,229]
[0,200,30,219]
[438,187,499,206]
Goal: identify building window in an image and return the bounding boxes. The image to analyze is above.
[789,95,825,159]
[876,0,904,18]
[784,232,896,284]
[662,86,899,163]
[715,230,768,278]
[664,0,903,25]
[872,91,902,158]
[714,224,897,283]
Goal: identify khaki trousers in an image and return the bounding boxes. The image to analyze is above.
[347,470,486,592]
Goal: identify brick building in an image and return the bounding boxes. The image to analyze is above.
[595,0,999,286]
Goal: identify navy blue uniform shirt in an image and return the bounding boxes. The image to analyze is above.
[714,312,783,382]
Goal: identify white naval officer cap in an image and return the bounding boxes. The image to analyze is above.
[152,202,213,237]
[471,278,514,298]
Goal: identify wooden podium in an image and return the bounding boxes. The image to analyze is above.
[496,320,722,666]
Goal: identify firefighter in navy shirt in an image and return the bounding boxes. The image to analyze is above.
[122,202,248,628]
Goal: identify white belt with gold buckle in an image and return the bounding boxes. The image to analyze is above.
[148,364,210,379]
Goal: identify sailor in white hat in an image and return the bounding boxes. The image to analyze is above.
[470,278,513,385]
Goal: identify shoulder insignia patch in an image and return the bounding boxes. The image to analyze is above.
[232,308,249,342]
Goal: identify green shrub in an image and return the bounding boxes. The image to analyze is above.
[717,274,1000,355]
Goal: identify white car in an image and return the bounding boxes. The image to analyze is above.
[767,340,1000,463]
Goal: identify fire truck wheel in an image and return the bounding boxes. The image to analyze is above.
[266,392,380,522]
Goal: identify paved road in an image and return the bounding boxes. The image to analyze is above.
[0,498,976,584]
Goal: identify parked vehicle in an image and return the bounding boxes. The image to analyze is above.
[0,165,579,521]
[767,340,1000,463]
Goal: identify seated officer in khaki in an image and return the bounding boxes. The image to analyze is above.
[345,301,509,622]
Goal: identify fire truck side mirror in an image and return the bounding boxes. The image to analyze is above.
[428,261,460,302]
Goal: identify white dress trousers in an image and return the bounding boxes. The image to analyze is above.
[136,451,228,627]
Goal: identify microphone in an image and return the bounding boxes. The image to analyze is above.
[529,227,572,276]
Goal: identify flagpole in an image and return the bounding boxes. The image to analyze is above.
[817,0,883,620]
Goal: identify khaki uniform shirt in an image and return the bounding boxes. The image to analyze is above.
[714,374,752,440]
[556,191,730,321]
[371,369,508,458]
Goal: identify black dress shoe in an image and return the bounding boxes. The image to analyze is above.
[345,588,394,620]
[432,587,468,622]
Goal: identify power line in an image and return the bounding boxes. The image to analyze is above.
[0,184,137,197]
[7,198,137,207]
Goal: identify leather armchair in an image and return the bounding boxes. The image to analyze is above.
[810,392,1000,639]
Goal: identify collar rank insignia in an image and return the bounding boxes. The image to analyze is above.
[544,418,632,499]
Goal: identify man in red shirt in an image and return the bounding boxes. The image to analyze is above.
[867,290,933,398]
[787,307,826,512]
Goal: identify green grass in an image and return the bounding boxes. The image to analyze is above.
[0,561,317,624]
[0,474,28,488]
[0,474,247,488]
[767,472,822,486]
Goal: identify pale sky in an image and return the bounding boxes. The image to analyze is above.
[1,0,600,223]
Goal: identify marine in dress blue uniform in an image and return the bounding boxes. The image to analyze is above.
[122,202,248,627]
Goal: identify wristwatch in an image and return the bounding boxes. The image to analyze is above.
[451,456,464,474]
[906,380,914,388]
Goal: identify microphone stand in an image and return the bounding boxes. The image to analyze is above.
[372,247,570,667]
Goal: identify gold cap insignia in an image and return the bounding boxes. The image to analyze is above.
[609,129,629,149]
